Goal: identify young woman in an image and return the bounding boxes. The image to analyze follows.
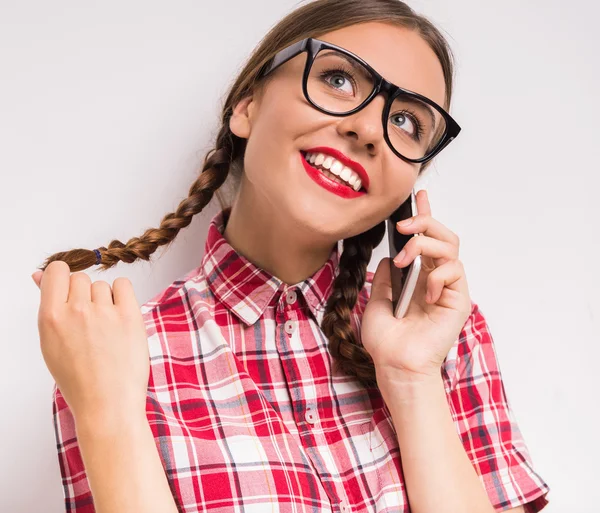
[33,1,550,512]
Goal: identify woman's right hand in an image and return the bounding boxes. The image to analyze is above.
[32,261,150,423]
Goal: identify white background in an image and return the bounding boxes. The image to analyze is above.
[1,1,598,511]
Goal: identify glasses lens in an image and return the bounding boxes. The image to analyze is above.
[306,47,448,161]
[307,48,376,114]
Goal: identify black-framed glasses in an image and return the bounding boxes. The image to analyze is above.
[258,37,461,164]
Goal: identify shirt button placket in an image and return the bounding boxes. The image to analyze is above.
[283,289,298,337]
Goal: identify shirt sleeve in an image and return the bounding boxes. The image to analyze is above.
[52,383,96,512]
[441,301,551,513]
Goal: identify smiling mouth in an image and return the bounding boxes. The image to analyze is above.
[299,151,367,193]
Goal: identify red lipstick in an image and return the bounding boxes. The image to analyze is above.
[299,151,367,199]
[302,146,370,192]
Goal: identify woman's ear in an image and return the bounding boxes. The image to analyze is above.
[229,95,256,139]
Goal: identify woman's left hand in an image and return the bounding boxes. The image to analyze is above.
[361,189,472,385]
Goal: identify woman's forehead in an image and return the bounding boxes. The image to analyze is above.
[316,22,446,106]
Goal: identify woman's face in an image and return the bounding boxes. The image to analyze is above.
[229,21,446,241]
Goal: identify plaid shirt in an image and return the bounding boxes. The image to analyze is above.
[52,207,550,512]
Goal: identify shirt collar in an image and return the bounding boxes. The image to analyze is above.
[200,207,341,326]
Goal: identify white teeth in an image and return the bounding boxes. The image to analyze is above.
[330,160,343,175]
[304,151,364,192]
[339,166,352,182]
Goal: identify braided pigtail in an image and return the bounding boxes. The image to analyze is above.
[321,221,386,388]
[36,122,243,273]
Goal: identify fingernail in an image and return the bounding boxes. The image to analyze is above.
[397,218,413,227]
[394,250,406,264]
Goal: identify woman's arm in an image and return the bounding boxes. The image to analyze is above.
[75,411,180,513]
[376,372,497,513]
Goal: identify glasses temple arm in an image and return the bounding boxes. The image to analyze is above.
[261,39,309,76]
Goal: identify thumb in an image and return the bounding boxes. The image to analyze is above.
[31,271,43,289]
[369,257,393,304]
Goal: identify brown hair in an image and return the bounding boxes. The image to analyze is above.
[37,0,456,389]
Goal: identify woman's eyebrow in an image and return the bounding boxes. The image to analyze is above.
[316,49,374,81]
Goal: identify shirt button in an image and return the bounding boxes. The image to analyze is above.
[284,320,296,335]
[285,290,298,305]
[305,407,317,425]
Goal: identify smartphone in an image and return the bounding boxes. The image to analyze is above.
[386,189,421,319]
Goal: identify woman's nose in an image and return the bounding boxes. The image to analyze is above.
[335,94,387,153]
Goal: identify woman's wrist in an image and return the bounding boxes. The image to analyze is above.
[75,407,148,440]
[375,364,443,398]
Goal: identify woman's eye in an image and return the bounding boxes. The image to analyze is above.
[324,72,354,94]
[391,113,417,137]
